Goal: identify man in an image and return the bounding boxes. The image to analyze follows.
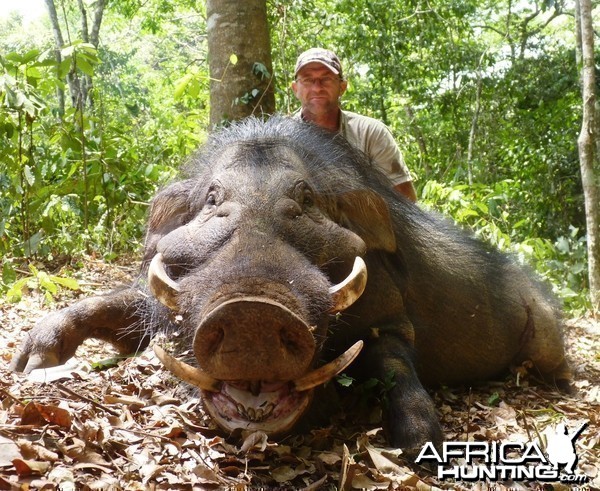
[291,48,417,202]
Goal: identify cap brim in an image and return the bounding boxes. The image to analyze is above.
[295,60,340,77]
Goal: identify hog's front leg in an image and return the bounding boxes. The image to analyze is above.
[359,331,443,451]
[10,288,150,373]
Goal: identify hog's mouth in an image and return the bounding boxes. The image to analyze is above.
[202,380,311,433]
[153,341,363,434]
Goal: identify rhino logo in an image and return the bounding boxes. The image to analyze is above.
[544,422,588,474]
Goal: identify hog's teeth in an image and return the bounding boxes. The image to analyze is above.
[234,400,275,422]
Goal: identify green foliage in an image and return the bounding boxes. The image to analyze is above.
[336,371,397,418]
[0,2,208,276]
[336,373,354,388]
[5,263,79,304]
[487,392,501,407]
[0,0,592,312]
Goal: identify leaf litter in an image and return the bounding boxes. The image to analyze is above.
[0,257,598,489]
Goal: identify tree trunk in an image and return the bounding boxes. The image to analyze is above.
[44,0,68,115]
[77,0,90,43]
[467,73,482,186]
[76,0,91,107]
[576,0,600,315]
[76,0,107,107]
[206,0,275,127]
[44,0,106,110]
[89,0,107,47]
[404,105,429,176]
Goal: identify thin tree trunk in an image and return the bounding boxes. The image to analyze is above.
[75,0,106,108]
[44,0,67,116]
[576,0,600,315]
[206,0,275,127]
[77,0,90,42]
[45,0,81,107]
[467,74,482,186]
[89,0,107,47]
[404,105,429,176]
[76,0,91,106]
[44,0,106,110]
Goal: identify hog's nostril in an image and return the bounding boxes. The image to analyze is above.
[280,328,305,355]
[204,327,225,352]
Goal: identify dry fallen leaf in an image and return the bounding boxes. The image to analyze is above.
[12,458,51,477]
[17,440,59,462]
[240,430,269,452]
[0,435,21,465]
[21,401,72,428]
[358,434,403,474]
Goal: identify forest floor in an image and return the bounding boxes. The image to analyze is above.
[0,257,598,490]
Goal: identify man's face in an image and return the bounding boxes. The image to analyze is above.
[292,63,347,118]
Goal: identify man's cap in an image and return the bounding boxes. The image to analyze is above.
[294,48,343,79]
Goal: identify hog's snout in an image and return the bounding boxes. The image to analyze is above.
[193,297,316,381]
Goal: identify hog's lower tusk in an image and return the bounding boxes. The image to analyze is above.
[148,253,181,312]
[329,257,367,312]
[153,344,222,392]
[292,340,363,392]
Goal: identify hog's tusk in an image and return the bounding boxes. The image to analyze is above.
[329,257,367,313]
[148,253,181,312]
[292,340,363,392]
[153,344,222,393]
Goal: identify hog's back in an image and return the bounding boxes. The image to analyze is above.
[397,211,568,387]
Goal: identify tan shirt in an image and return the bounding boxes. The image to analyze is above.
[338,110,412,186]
[294,109,413,186]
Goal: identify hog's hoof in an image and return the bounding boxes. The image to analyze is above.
[9,350,61,374]
[387,414,443,455]
[386,386,443,452]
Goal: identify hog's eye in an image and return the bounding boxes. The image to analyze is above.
[302,190,314,208]
[204,189,220,211]
[294,181,315,210]
[202,183,226,216]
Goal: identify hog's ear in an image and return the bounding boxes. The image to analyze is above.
[143,180,195,264]
[337,189,396,252]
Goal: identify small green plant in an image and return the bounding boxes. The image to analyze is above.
[336,373,355,387]
[337,370,397,408]
[6,263,80,304]
[487,392,501,407]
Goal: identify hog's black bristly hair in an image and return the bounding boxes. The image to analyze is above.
[183,116,385,196]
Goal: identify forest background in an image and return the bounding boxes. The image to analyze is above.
[0,0,597,315]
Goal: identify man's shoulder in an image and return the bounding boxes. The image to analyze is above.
[342,110,394,141]
[342,110,390,132]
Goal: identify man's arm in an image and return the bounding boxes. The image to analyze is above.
[343,112,417,201]
[361,119,417,202]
